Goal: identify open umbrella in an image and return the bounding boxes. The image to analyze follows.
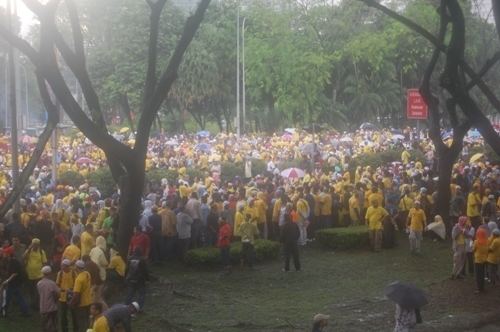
[196,130,210,138]
[340,137,353,143]
[392,134,405,141]
[360,122,377,130]
[195,143,211,152]
[470,153,484,163]
[300,143,316,155]
[76,157,92,165]
[280,168,305,179]
[385,281,428,309]
[119,127,130,134]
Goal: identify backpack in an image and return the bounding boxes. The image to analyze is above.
[125,258,141,284]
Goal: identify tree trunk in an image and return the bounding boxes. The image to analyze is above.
[116,167,144,258]
[435,147,456,231]
[118,93,135,132]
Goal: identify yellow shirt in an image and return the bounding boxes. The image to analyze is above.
[473,241,489,264]
[25,249,47,280]
[467,192,481,217]
[73,271,92,307]
[365,206,388,230]
[109,255,126,277]
[272,199,282,223]
[56,270,76,302]
[254,199,267,224]
[320,193,332,216]
[399,196,414,212]
[234,211,245,237]
[80,231,95,257]
[93,315,110,332]
[349,195,360,222]
[63,244,81,263]
[407,208,426,231]
[487,237,500,264]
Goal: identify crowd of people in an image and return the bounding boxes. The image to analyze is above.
[0,126,499,332]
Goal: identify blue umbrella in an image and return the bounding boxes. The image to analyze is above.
[195,143,211,152]
[196,130,210,138]
[467,129,481,139]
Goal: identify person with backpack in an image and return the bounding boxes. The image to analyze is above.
[69,260,92,332]
[24,238,47,310]
[56,259,78,332]
[125,247,149,310]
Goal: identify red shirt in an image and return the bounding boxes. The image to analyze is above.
[129,232,151,257]
[217,223,232,248]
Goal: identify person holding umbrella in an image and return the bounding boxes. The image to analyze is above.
[385,281,427,332]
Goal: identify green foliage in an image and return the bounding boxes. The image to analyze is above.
[58,171,85,188]
[184,239,281,266]
[146,169,179,186]
[220,162,244,182]
[469,144,500,163]
[186,168,206,182]
[87,168,116,198]
[316,226,370,250]
[349,149,425,172]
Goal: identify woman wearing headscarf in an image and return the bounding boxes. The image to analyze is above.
[90,235,108,304]
[451,216,468,279]
[473,228,489,293]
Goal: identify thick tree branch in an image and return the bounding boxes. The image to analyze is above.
[134,0,211,155]
[0,24,40,66]
[465,51,500,90]
[492,0,500,41]
[65,0,86,64]
[141,0,168,115]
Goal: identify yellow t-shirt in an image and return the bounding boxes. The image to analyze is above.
[408,208,426,231]
[399,196,414,212]
[56,270,76,302]
[349,195,360,222]
[473,241,489,264]
[109,255,126,277]
[234,211,245,237]
[25,250,47,280]
[63,244,81,263]
[365,206,388,230]
[467,192,481,217]
[93,315,110,332]
[487,237,500,264]
[320,193,332,216]
[80,231,95,257]
[73,271,92,307]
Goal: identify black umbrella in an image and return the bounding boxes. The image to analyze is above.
[384,281,428,309]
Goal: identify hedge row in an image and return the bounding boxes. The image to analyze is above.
[349,149,425,172]
[184,239,281,266]
[315,226,370,250]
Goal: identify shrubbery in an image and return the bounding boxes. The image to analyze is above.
[349,149,425,172]
[58,171,85,188]
[184,239,281,266]
[316,226,370,250]
[88,168,116,198]
[146,168,178,186]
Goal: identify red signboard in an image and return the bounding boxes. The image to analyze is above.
[407,89,428,120]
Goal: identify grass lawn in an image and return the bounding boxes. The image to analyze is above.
[2,234,500,331]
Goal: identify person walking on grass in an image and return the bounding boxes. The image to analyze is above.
[37,265,59,332]
[473,228,489,294]
[365,198,389,252]
[451,216,467,280]
[407,201,426,255]
[69,260,92,332]
[281,214,301,272]
[239,213,259,269]
[56,259,77,332]
[125,247,149,310]
[217,216,232,274]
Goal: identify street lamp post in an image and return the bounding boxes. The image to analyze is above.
[236,7,240,138]
[242,17,246,135]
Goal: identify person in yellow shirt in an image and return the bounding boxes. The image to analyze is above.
[233,205,245,238]
[108,248,126,280]
[349,193,361,226]
[407,201,426,254]
[319,187,332,229]
[365,198,389,252]
[295,191,310,246]
[63,235,81,264]
[254,193,268,237]
[56,259,77,332]
[398,188,414,230]
[70,260,93,329]
[24,238,47,309]
[467,184,482,228]
[90,302,109,332]
[487,229,500,285]
[80,224,95,257]
[473,228,489,293]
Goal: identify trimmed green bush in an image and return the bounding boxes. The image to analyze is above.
[349,149,425,172]
[316,226,370,250]
[146,168,178,186]
[184,239,281,266]
[220,161,244,181]
[58,170,85,188]
[88,168,116,198]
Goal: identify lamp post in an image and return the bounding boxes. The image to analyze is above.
[242,17,246,135]
[236,6,240,138]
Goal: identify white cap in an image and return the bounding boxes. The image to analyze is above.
[75,260,85,269]
[61,259,71,266]
[41,266,52,275]
[131,302,140,311]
